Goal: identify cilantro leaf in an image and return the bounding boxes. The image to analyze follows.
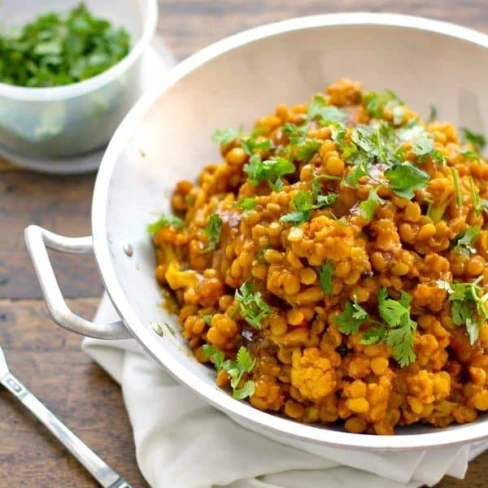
[345,155,371,186]
[212,127,243,145]
[315,193,338,207]
[236,197,257,212]
[361,327,387,345]
[279,212,308,224]
[378,287,417,367]
[241,137,271,156]
[335,300,370,335]
[364,90,403,119]
[461,128,486,152]
[148,214,184,234]
[452,226,480,257]
[451,167,462,208]
[233,380,256,400]
[244,155,295,187]
[385,162,429,199]
[469,177,482,217]
[296,139,321,162]
[282,123,309,145]
[235,282,272,330]
[203,344,225,370]
[203,214,223,252]
[202,314,213,326]
[319,261,334,295]
[204,345,256,399]
[359,187,385,221]
[307,95,347,124]
[446,279,488,344]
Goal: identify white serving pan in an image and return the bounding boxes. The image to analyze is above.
[25,13,488,452]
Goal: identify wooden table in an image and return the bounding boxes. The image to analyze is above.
[1,1,488,486]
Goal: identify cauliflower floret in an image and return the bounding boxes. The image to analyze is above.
[291,347,337,402]
[165,262,199,290]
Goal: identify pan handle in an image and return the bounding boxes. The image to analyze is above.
[24,225,132,340]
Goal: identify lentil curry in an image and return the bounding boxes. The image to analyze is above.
[150,79,488,435]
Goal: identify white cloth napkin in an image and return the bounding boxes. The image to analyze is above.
[82,295,488,488]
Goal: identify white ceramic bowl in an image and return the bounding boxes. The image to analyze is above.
[0,0,157,158]
[26,14,488,453]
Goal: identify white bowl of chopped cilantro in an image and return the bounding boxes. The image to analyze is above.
[0,0,157,159]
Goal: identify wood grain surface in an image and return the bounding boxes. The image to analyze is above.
[1,1,488,486]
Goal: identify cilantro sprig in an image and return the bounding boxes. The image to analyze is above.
[148,214,184,234]
[0,4,130,87]
[280,186,337,225]
[452,226,480,257]
[359,187,385,221]
[364,90,403,119]
[244,154,295,188]
[440,278,488,344]
[319,261,334,295]
[307,95,347,125]
[335,299,370,335]
[203,345,256,399]
[203,214,223,252]
[377,288,417,367]
[235,282,272,330]
[384,162,429,199]
[461,128,486,152]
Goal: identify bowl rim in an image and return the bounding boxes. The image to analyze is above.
[0,0,158,101]
[92,13,488,450]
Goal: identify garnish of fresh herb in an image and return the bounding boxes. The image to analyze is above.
[319,261,334,295]
[203,345,256,399]
[235,197,257,212]
[469,177,482,217]
[441,278,488,344]
[377,288,417,367]
[296,139,321,162]
[461,128,486,152]
[0,3,130,87]
[148,214,184,234]
[307,95,347,125]
[203,214,223,252]
[451,168,462,208]
[335,299,370,335]
[280,186,337,225]
[359,187,385,221]
[212,127,244,146]
[202,314,213,326]
[244,154,295,188]
[384,162,430,199]
[452,226,480,257]
[364,90,403,119]
[235,282,272,330]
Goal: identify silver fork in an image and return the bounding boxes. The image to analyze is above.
[0,345,132,488]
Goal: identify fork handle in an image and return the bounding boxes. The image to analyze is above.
[1,372,132,488]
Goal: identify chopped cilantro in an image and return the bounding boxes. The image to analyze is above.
[236,197,257,212]
[364,90,403,119]
[296,139,321,162]
[461,148,480,161]
[244,154,295,187]
[469,177,482,217]
[319,261,334,295]
[212,127,244,145]
[335,299,370,335]
[148,214,184,234]
[241,137,271,156]
[280,186,337,225]
[452,226,480,257]
[359,187,385,221]
[203,214,223,252]
[204,345,256,399]
[445,278,488,344]
[385,162,429,199]
[361,327,387,345]
[378,288,417,367]
[451,167,462,208]
[345,155,371,187]
[235,282,272,330]
[307,95,347,124]
[0,4,130,88]
[282,123,309,145]
[461,128,486,152]
[202,314,213,326]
